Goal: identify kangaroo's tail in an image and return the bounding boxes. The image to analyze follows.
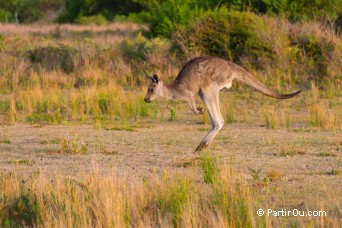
[235,72,301,99]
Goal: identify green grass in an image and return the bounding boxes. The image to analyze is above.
[317,152,337,157]
[39,138,62,145]
[6,159,31,165]
[326,170,341,176]
[0,140,339,227]
[200,151,219,184]
[60,139,88,154]
[0,139,11,144]
[169,108,176,121]
[156,178,193,226]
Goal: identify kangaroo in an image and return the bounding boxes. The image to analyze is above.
[144,56,301,152]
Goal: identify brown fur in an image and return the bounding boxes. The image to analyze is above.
[144,56,301,152]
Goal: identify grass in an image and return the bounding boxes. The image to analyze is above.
[262,104,292,129]
[226,108,235,124]
[0,164,240,227]
[273,144,306,157]
[326,170,341,176]
[39,138,62,145]
[248,167,263,180]
[60,139,88,154]
[169,108,176,121]
[263,106,278,129]
[0,20,341,227]
[0,21,340,130]
[317,152,337,157]
[1,123,341,227]
[96,143,119,155]
[6,160,31,165]
[265,168,284,183]
[307,101,337,129]
[105,125,136,131]
[0,139,11,144]
[200,151,219,184]
[0,161,279,227]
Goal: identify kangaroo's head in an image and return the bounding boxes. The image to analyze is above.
[144,74,163,103]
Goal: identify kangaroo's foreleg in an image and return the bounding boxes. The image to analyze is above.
[195,89,224,152]
[185,91,203,114]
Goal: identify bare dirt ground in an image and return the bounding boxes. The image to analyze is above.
[1,118,341,215]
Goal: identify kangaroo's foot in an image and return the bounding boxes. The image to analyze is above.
[194,141,209,153]
[196,106,203,114]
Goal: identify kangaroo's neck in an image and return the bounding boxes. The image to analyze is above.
[162,83,183,100]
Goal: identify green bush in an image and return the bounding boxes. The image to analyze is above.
[173,9,272,68]
[119,33,170,62]
[75,14,108,25]
[129,0,341,38]
[57,0,142,23]
[0,8,13,22]
[0,0,63,23]
[288,35,336,82]
[262,0,342,21]
[133,0,204,38]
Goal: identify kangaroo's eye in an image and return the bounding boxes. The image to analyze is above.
[151,89,154,92]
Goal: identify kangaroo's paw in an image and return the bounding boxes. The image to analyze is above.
[194,142,209,153]
[196,106,203,114]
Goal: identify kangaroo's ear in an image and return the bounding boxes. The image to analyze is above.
[152,74,159,83]
[145,73,153,82]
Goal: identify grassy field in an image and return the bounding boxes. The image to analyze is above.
[0,22,341,227]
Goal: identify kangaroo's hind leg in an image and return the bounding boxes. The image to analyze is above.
[195,88,224,152]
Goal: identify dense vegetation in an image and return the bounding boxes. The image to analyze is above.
[1,0,341,28]
[0,1,341,126]
[0,0,63,23]
[0,2,341,226]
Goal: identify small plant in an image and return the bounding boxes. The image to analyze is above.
[273,145,306,156]
[226,108,235,124]
[317,152,337,157]
[61,139,88,154]
[265,168,283,182]
[248,167,263,180]
[263,106,277,129]
[96,143,118,155]
[105,125,136,131]
[39,138,62,145]
[169,108,176,121]
[307,101,335,129]
[326,170,341,175]
[0,139,11,144]
[285,111,291,129]
[9,159,31,165]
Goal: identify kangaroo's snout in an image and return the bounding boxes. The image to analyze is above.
[144,97,151,103]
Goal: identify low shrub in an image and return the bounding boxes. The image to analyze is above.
[120,33,170,62]
[0,8,12,23]
[289,35,335,82]
[25,44,77,73]
[173,9,272,69]
[75,14,108,25]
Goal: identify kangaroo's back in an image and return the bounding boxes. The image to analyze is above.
[172,56,301,100]
[172,56,232,93]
